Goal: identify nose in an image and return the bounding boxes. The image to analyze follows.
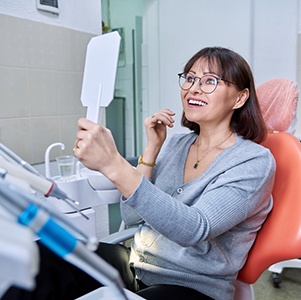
[189,78,203,94]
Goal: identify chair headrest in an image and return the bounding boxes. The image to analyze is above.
[257,78,299,133]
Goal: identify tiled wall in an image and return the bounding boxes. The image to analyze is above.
[0,13,94,164]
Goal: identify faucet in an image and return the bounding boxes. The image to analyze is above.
[44,143,65,178]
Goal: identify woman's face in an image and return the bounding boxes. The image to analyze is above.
[181,59,247,129]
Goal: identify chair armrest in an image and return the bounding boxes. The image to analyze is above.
[100,228,137,244]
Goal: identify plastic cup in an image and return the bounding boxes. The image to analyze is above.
[56,155,75,179]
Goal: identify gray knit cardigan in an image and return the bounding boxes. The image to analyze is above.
[121,133,276,300]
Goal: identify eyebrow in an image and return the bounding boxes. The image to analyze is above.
[189,70,220,77]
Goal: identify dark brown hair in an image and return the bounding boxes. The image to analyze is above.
[181,47,266,143]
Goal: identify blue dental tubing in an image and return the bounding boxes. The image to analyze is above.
[0,148,97,250]
[0,176,129,300]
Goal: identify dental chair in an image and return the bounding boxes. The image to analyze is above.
[234,78,301,298]
[257,78,301,288]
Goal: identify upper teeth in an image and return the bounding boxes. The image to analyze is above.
[188,99,206,106]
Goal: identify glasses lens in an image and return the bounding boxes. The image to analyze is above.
[199,75,218,94]
[179,73,194,90]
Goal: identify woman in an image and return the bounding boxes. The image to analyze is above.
[72,47,275,300]
[3,47,275,300]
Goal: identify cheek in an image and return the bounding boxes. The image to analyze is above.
[181,90,187,102]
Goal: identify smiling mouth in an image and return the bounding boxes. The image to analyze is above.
[188,99,207,106]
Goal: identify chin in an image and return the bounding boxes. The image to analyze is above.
[184,112,200,123]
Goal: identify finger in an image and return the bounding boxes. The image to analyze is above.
[77,118,97,130]
[161,111,175,122]
[75,138,81,149]
[150,114,163,125]
[73,137,83,157]
[152,112,175,126]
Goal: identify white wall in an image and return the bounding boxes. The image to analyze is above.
[299,0,301,33]
[142,0,299,138]
[0,0,101,34]
[253,0,298,85]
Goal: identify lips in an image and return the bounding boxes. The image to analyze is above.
[188,99,207,106]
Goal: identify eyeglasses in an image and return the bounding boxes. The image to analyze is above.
[178,72,237,94]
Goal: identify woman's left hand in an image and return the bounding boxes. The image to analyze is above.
[144,109,175,150]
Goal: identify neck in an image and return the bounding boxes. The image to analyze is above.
[193,130,234,169]
[195,129,233,148]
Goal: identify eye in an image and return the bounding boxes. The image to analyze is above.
[203,76,216,85]
[186,74,195,83]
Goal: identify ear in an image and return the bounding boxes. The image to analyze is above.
[233,88,249,110]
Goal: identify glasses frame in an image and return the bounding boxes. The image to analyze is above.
[178,72,237,94]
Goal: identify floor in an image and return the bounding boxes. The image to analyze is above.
[253,268,301,299]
